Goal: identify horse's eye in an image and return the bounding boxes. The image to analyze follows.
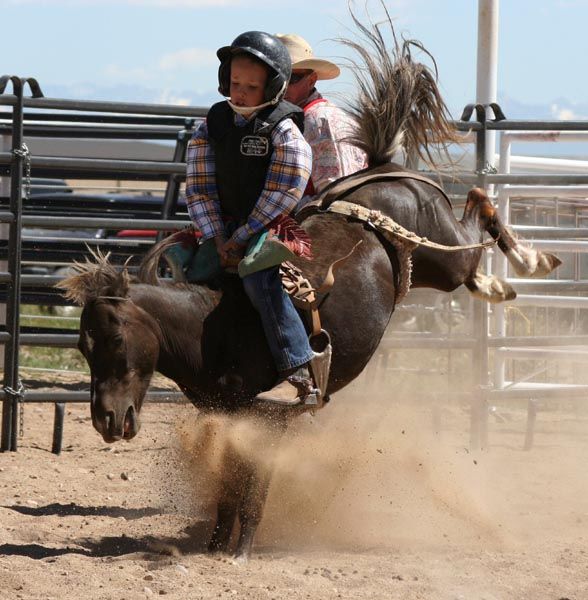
[111,333,124,346]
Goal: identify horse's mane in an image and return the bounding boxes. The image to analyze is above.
[340,4,460,169]
[57,243,215,318]
[56,248,131,305]
[57,240,208,307]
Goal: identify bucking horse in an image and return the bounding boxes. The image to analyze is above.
[58,13,560,561]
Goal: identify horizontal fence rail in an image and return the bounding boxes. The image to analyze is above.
[1,80,588,453]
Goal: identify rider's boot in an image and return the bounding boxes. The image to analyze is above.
[255,364,315,407]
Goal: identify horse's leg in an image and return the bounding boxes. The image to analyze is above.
[232,414,288,563]
[182,411,240,554]
[207,446,247,553]
[492,223,561,278]
[461,187,560,302]
[476,189,562,278]
[208,500,240,553]
[232,460,275,563]
[458,187,559,303]
[412,189,515,302]
[441,188,515,303]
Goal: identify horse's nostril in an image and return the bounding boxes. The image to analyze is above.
[104,411,114,433]
[123,405,135,436]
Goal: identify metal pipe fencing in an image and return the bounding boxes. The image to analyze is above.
[487,124,588,445]
[1,78,588,453]
[0,77,200,451]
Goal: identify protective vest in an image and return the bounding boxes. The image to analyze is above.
[207,100,305,223]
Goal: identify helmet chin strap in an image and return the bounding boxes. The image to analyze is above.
[226,80,287,116]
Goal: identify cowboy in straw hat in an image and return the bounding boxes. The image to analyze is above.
[275,33,366,197]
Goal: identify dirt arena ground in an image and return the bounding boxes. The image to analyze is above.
[1,373,587,600]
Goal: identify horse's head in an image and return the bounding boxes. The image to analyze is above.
[79,296,160,442]
[57,251,160,443]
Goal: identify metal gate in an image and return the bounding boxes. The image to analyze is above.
[2,76,588,452]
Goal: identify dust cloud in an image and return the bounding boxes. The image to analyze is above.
[258,397,502,552]
[169,374,587,555]
[164,303,588,558]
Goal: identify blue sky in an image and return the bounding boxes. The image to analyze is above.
[1,0,587,119]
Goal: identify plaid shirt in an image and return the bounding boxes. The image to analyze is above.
[185,108,312,246]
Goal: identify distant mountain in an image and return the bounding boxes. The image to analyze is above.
[495,96,588,159]
[41,82,588,121]
[498,95,588,121]
[35,84,588,160]
[41,82,218,110]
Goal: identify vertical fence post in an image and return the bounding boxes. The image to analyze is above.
[465,104,490,452]
[468,0,500,451]
[0,132,8,368]
[476,0,499,176]
[159,123,194,223]
[52,403,65,455]
[523,398,537,451]
[0,76,26,452]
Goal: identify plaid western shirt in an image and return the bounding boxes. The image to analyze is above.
[185,108,312,246]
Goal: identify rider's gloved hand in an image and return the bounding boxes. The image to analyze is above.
[218,237,245,268]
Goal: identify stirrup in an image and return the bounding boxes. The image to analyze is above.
[307,330,332,410]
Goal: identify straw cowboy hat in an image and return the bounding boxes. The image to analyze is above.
[275,33,340,80]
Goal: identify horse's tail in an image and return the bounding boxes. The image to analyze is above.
[341,6,459,169]
[138,227,198,285]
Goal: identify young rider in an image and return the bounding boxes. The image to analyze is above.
[185,31,316,406]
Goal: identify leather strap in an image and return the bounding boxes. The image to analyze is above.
[280,239,363,337]
[296,168,454,224]
[309,239,363,336]
[315,239,363,294]
[326,201,495,252]
[320,170,451,207]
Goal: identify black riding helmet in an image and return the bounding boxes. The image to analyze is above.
[217,31,292,103]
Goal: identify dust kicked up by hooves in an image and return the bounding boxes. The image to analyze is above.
[163,351,588,558]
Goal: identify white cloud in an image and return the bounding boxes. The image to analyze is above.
[556,108,577,120]
[103,46,216,88]
[103,64,153,84]
[155,89,192,106]
[157,48,217,71]
[551,103,587,120]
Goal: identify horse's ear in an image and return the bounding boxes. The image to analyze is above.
[106,268,130,299]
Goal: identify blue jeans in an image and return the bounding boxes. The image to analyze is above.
[242,267,314,372]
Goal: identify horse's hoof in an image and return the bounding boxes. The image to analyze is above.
[466,272,516,304]
[231,553,249,565]
[496,279,517,302]
[207,540,230,555]
[533,252,562,278]
[507,247,562,278]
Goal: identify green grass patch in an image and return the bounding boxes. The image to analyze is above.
[18,305,87,372]
[19,346,87,372]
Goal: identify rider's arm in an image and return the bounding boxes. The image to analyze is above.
[230,118,311,246]
[185,121,225,241]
